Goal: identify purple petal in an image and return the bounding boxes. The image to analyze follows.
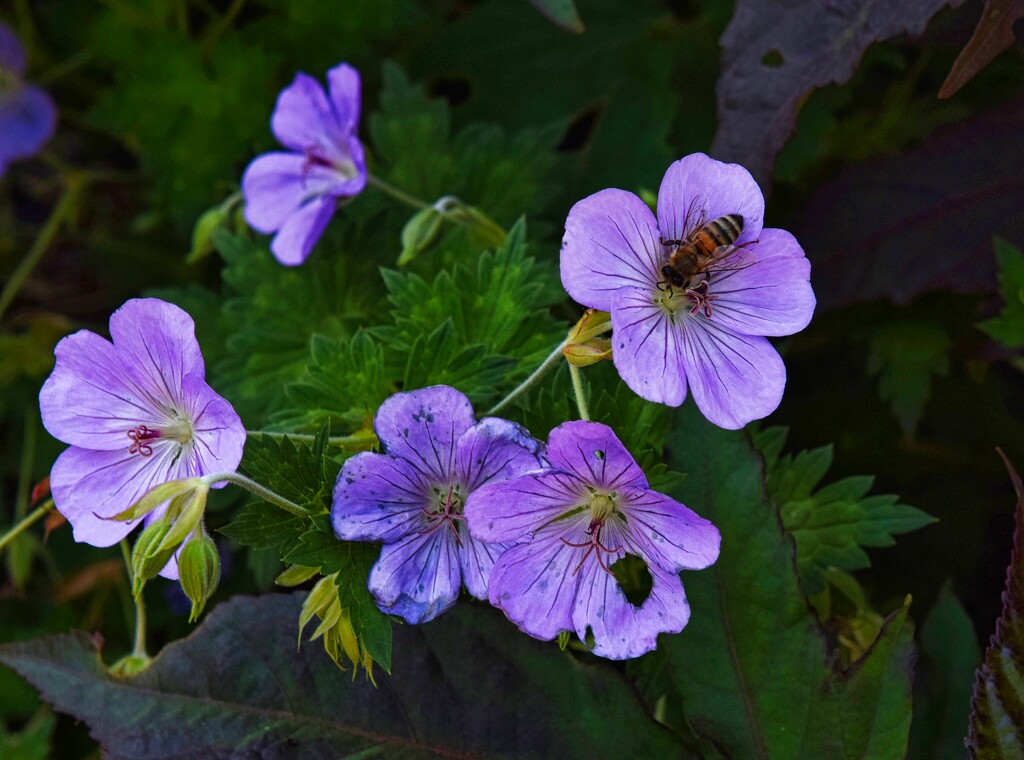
[0,85,56,171]
[705,229,815,337]
[40,329,162,451]
[678,322,786,429]
[0,22,26,77]
[620,488,720,572]
[182,374,245,477]
[465,470,582,544]
[270,72,337,153]
[487,533,579,641]
[572,557,691,660]
[560,188,663,310]
[657,153,764,247]
[457,528,508,600]
[332,451,430,543]
[270,195,336,266]
[49,444,192,547]
[241,152,342,234]
[610,286,688,407]
[456,416,545,492]
[326,63,360,134]
[108,299,205,406]
[368,530,461,623]
[373,386,476,483]
[546,421,648,491]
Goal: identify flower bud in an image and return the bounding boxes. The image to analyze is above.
[398,207,445,266]
[566,309,612,344]
[130,519,175,596]
[187,206,228,264]
[109,653,152,678]
[563,337,612,367]
[178,534,221,623]
[107,477,203,523]
[297,573,376,682]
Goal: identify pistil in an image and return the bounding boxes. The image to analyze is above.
[126,416,193,456]
[420,484,466,545]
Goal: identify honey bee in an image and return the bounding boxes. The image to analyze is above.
[659,212,749,290]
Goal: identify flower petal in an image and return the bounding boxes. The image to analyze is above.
[0,85,56,170]
[182,374,245,477]
[270,72,336,153]
[465,470,581,544]
[40,329,163,451]
[270,195,336,266]
[108,299,206,407]
[610,286,688,407]
[0,21,26,76]
[560,188,663,310]
[456,416,545,492]
[679,321,786,429]
[487,535,578,641]
[332,451,429,543]
[572,558,690,660]
[705,228,815,337]
[326,63,360,134]
[657,153,764,247]
[457,528,508,600]
[546,421,648,491]
[621,488,720,571]
[373,386,476,483]
[368,531,461,623]
[241,152,344,234]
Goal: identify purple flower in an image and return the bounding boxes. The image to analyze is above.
[560,152,815,429]
[465,421,719,660]
[242,63,366,266]
[39,298,246,577]
[331,385,546,624]
[0,22,57,177]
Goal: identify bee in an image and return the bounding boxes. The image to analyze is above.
[659,212,749,290]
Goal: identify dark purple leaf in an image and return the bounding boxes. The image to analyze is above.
[713,0,967,185]
[792,96,1024,311]
[939,0,1024,98]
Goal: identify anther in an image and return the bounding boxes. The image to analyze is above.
[127,424,160,457]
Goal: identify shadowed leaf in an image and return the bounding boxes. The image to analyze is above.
[0,594,682,760]
[528,0,584,32]
[939,0,1024,98]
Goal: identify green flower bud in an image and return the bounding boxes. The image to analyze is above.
[178,534,221,623]
[107,477,203,523]
[563,337,612,367]
[155,483,210,557]
[398,207,445,266]
[109,653,152,678]
[130,519,175,596]
[187,206,228,264]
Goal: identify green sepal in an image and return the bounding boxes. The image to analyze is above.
[107,478,202,523]
[179,535,221,623]
[275,564,320,587]
[397,206,445,266]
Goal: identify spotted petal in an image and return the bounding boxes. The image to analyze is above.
[332,451,430,543]
[545,421,648,491]
[456,416,545,492]
[368,530,462,624]
[621,488,720,572]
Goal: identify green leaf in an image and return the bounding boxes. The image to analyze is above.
[528,0,585,32]
[867,320,952,435]
[908,582,981,759]
[660,405,915,758]
[238,429,340,514]
[218,502,306,553]
[979,238,1024,349]
[760,432,935,596]
[967,451,1024,758]
[0,708,55,760]
[0,595,682,759]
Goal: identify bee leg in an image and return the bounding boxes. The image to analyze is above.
[659,237,683,247]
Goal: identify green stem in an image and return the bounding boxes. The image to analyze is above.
[245,430,376,449]
[0,500,53,554]
[367,173,430,210]
[486,338,568,416]
[0,179,83,322]
[120,541,148,658]
[568,363,590,422]
[202,471,307,516]
[15,411,35,519]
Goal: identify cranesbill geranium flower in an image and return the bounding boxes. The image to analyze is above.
[560,152,815,429]
[465,421,719,660]
[39,298,246,576]
[331,385,545,624]
[242,62,366,266]
[0,21,56,177]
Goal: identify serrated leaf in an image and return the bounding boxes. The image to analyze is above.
[0,595,683,759]
[967,450,1024,758]
[979,238,1024,348]
[867,320,951,435]
[661,405,915,758]
[939,0,1024,98]
[218,502,306,553]
[239,429,340,514]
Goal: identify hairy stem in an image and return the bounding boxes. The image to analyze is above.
[486,338,569,416]
[120,540,148,659]
[202,471,308,516]
[569,363,591,422]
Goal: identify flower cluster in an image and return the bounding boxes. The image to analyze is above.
[0,21,56,177]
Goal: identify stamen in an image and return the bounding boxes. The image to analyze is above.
[561,520,622,576]
[685,280,719,319]
[127,425,161,457]
[419,485,465,546]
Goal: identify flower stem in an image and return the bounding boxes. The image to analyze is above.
[367,173,430,210]
[486,338,569,416]
[569,363,591,422]
[0,500,53,554]
[202,471,308,516]
[0,177,84,322]
[245,430,378,450]
[120,540,148,659]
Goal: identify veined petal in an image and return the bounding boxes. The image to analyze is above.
[0,85,56,169]
[270,195,336,266]
[181,374,245,478]
[368,530,461,624]
[456,416,545,492]
[706,229,815,337]
[465,471,582,544]
[561,188,663,310]
[572,557,690,660]
[0,22,26,76]
[487,535,579,641]
[108,299,206,407]
[546,421,648,491]
[457,527,508,600]
[326,63,360,134]
[657,153,764,247]
[373,386,476,483]
[679,321,786,429]
[270,72,336,153]
[610,286,688,407]
[332,451,430,543]
[621,488,720,572]
[242,152,338,234]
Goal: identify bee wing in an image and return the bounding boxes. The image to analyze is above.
[706,243,756,274]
